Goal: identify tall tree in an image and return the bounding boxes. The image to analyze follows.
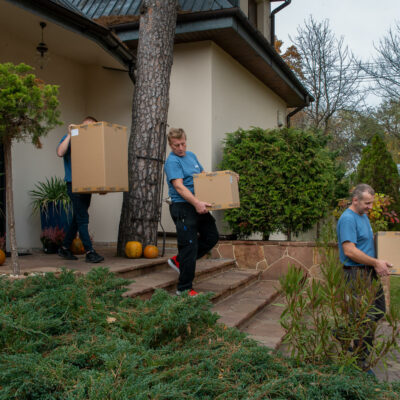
[360,22,400,99]
[292,17,362,135]
[356,134,400,206]
[0,63,61,274]
[117,0,178,256]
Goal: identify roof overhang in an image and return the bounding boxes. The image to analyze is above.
[3,0,135,70]
[111,8,312,107]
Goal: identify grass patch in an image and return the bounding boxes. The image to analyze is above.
[390,276,400,305]
[0,268,399,399]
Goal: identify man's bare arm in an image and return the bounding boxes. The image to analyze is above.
[171,178,211,214]
[342,241,391,276]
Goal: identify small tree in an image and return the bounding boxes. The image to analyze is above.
[220,127,335,240]
[0,63,61,274]
[356,134,400,206]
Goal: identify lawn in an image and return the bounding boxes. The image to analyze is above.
[0,268,399,399]
[391,275,400,305]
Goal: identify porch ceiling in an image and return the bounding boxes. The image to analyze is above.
[0,0,129,69]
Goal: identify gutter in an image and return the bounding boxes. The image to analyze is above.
[286,96,310,127]
[270,0,291,47]
[6,0,136,77]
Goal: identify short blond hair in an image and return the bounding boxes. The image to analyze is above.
[168,128,186,144]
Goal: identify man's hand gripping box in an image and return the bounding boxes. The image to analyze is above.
[193,170,240,211]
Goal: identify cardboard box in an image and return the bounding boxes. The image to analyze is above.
[193,170,240,210]
[71,121,128,193]
[376,231,400,275]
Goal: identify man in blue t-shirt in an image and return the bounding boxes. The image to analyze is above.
[56,116,104,263]
[164,128,219,296]
[337,183,391,371]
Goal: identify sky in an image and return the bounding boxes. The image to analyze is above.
[274,0,400,105]
[275,0,400,59]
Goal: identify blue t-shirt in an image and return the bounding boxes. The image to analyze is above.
[58,134,71,182]
[164,151,203,203]
[337,208,375,266]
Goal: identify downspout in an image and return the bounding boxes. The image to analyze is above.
[287,96,309,127]
[270,0,291,47]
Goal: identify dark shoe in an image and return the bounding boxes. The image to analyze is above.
[168,255,180,273]
[85,250,104,263]
[58,247,78,260]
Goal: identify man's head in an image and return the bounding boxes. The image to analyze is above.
[168,128,187,157]
[82,116,97,125]
[351,183,375,215]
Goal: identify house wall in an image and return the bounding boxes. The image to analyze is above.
[160,42,213,234]
[2,32,289,248]
[0,24,132,250]
[210,42,286,233]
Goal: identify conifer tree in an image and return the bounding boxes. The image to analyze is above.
[0,63,61,274]
[356,134,400,205]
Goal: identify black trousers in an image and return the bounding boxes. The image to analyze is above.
[62,183,93,252]
[169,202,219,291]
[343,265,386,358]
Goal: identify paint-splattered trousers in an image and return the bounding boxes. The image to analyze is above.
[169,202,219,291]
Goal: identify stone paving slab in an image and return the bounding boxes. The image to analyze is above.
[123,259,236,299]
[0,246,174,276]
[195,269,260,302]
[212,280,280,328]
[241,297,286,350]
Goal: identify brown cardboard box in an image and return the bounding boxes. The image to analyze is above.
[193,170,240,210]
[376,231,400,275]
[70,121,128,193]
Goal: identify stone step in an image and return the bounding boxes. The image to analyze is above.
[112,257,172,279]
[122,258,235,299]
[212,280,280,329]
[240,295,286,350]
[195,269,261,303]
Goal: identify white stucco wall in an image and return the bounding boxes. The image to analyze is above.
[210,42,287,234]
[0,18,132,250]
[160,41,287,235]
[161,42,213,233]
[2,29,289,247]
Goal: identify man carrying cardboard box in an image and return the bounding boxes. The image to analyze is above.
[56,117,104,263]
[337,183,392,373]
[164,128,219,296]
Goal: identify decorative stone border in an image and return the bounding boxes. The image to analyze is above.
[210,240,390,309]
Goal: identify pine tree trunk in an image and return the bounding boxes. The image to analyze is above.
[3,138,19,275]
[117,0,178,256]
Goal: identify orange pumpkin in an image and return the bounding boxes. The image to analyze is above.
[0,249,5,266]
[143,245,159,259]
[70,237,85,255]
[125,241,142,258]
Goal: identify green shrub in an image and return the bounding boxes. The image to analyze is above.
[220,127,335,240]
[0,268,398,399]
[279,246,400,372]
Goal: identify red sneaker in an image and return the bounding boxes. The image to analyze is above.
[168,255,180,273]
[176,289,198,297]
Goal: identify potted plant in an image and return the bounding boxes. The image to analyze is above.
[30,177,72,247]
[40,226,66,254]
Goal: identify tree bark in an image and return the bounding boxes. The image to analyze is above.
[3,138,19,274]
[117,0,178,256]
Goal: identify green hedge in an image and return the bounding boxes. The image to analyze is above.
[220,127,335,239]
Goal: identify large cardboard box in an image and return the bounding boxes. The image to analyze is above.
[193,170,240,211]
[70,121,128,193]
[376,231,400,275]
